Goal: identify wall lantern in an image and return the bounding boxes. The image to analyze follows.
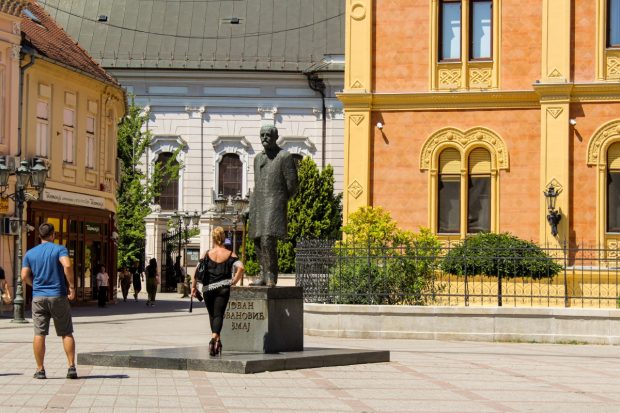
[543,183,562,237]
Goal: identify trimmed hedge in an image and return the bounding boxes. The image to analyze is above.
[440,233,562,279]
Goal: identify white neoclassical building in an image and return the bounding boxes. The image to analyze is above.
[40,0,345,285]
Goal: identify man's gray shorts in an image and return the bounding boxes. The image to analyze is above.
[32,296,74,336]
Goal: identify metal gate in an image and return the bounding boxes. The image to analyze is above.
[161,229,182,292]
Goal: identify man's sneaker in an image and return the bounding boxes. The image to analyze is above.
[66,366,78,379]
[33,369,46,379]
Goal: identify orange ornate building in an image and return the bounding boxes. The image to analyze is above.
[339,0,620,249]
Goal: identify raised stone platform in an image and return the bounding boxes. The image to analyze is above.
[78,346,390,374]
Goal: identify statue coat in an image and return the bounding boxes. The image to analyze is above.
[248,149,298,239]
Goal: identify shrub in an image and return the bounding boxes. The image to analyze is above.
[328,207,441,305]
[440,232,562,279]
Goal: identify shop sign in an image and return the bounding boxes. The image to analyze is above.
[86,223,101,234]
[0,197,8,214]
[42,189,105,209]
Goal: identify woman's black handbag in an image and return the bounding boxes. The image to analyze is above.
[194,257,208,285]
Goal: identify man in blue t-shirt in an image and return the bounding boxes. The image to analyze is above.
[22,223,78,380]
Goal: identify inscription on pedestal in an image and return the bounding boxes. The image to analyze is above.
[221,287,303,353]
[225,300,265,333]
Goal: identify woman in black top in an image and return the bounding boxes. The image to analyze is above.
[192,227,243,356]
[145,258,159,306]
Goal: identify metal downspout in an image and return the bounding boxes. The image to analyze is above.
[17,50,35,157]
[306,73,327,169]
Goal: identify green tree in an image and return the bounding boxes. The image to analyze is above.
[440,232,562,279]
[116,98,183,268]
[245,157,342,275]
[278,157,342,273]
[329,206,441,305]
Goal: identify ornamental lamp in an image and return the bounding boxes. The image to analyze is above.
[191,210,200,226]
[30,159,48,190]
[15,160,31,188]
[0,157,10,189]
[543,184,560,211]
[182,212,191,227]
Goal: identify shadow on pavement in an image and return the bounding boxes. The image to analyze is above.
[80,374,130,379]
[70,294,198,320]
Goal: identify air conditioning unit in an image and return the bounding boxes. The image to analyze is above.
[0,217,18,235]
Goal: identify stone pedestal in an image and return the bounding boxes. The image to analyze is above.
[221,286,303,353]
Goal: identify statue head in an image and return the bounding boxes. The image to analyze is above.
[260,125,279,151]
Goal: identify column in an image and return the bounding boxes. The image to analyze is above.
[340,0,373,222]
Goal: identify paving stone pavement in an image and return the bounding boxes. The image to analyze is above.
[1,292,620,412]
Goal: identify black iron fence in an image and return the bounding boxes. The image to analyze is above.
[161,229,182,292]
[295,239,620,308]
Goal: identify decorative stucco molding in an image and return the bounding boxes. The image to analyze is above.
[587,120,620,166]
[212,135,251,150]
[419,127,509,171]
[10,45,20,60]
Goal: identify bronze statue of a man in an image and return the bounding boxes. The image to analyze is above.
[248,125,298,287]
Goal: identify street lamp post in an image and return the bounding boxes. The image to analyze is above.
[0,158,48,323]
[214,192,249,284]
[170,210,200,294]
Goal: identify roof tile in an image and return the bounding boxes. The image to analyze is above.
[21,1,118,85]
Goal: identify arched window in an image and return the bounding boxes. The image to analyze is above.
[154,152,179,211]
[608,142,620,232]
[422,127,508,237]
[438,148,461,233]
[467,148,491,233]
[218,153,242,197]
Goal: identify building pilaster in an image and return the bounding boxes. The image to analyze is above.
[339,0,373,222]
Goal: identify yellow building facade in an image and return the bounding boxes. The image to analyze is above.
[1,2,125,302]
[339,0,620,252]
[0,0,25,290]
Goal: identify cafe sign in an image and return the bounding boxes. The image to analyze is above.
[42,189,105,210]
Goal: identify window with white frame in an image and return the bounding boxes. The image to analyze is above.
[154,152,179,211]
[63,108,75,163]
[86,116,96,169]
[36,101,50,158]
[218,153,243,197]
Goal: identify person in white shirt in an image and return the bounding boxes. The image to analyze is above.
[96,266,110,308]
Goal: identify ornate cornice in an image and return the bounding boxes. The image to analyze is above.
[587,119,620,166]
[338,91,539,111]
[420,127,509,171]
[339,84,620,110]
[336,91,372,110]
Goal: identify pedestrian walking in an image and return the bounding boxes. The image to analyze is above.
[0,265,12,315]
[132,261,143,301]
[21,223,78,379]
[145,258,159,306]
[119,267,131,302]
[191,227,243,357]
[96,266,109,308]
